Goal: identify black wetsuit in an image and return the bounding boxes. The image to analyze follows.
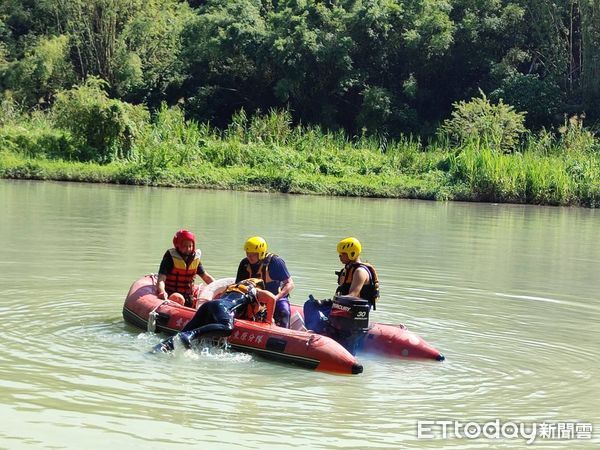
[182,291,251,334]
[153,291,253,352]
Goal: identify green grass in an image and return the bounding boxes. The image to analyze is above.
[1,109,599,207]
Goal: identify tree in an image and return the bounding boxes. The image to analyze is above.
[180,0,271,125]
[490,73,562,129]
[580,0,600,118]
[348,0,454,134]
[114,0,194,103]
[48,0,192,103]
[1,34,75,107]
[265,0,353,128]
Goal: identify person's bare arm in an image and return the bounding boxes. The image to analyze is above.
[156,274,168,299]
[348,267,369,298]
[275,277,295,301]
[200,272,215,285]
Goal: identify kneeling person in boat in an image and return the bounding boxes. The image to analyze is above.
[153,278,275,353]
[236,236,295,328]
[156,229,215,308]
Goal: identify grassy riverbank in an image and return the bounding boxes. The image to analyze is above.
[1,107,599,207]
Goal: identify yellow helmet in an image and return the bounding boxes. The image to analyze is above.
[244,236,267,260]
[337,237,362,261]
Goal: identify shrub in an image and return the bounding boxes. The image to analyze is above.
[51,77,149,162]
[356,86,392,135]
[0,92,24,126]
[441,91,527,153]
[558,114,596,154]
[224,108,293,146]
[490,74,562,129]
[0,122,76,160]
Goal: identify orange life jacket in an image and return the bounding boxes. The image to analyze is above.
[336,262,380,309]
[223,279,266,320]
[241,253,278,290]
[164,248,202,300]
[224,278,264,296]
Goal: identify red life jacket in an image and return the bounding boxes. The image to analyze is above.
[336,262,380,309]
[164,248,202,300]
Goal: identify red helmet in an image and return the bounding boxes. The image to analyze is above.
[173,229,196,252]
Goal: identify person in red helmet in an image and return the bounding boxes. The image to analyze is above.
[156,229,215,307]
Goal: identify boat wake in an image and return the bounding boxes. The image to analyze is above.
[142,333,253,362]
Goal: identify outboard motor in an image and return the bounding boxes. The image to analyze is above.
[327,295,370,355]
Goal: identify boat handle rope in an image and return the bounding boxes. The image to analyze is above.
[148,300,170,333]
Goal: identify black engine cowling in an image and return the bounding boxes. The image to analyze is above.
[303,295,371,355]
[328,295,370,333]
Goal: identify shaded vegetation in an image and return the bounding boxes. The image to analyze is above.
[2,103,598,207]
[1,1,599,207]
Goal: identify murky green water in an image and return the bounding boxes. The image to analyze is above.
[0,179,598,449]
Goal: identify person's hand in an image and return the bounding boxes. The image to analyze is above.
[157,289,167,300]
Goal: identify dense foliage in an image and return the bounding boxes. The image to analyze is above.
[1,105,598,206]
[1,1,599,207]
[1,0,598,133]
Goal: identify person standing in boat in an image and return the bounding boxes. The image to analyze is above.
[152,278,276,353]
[235,236,295,328]
[334,237,380,309]
[156,229,215,308]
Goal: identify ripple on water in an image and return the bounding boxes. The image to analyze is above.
[2,183,600,449]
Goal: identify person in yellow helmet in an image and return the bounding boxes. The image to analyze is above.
[235,236,295,328]
[302,237,379,354]
[335,237,379,308]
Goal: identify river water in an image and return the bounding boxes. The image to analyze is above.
[0,179,598,449]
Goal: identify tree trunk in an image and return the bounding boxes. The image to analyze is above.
[580,0,600,115]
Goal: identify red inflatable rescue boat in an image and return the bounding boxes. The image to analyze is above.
[202,278,445,362]
[123,275,363,375]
